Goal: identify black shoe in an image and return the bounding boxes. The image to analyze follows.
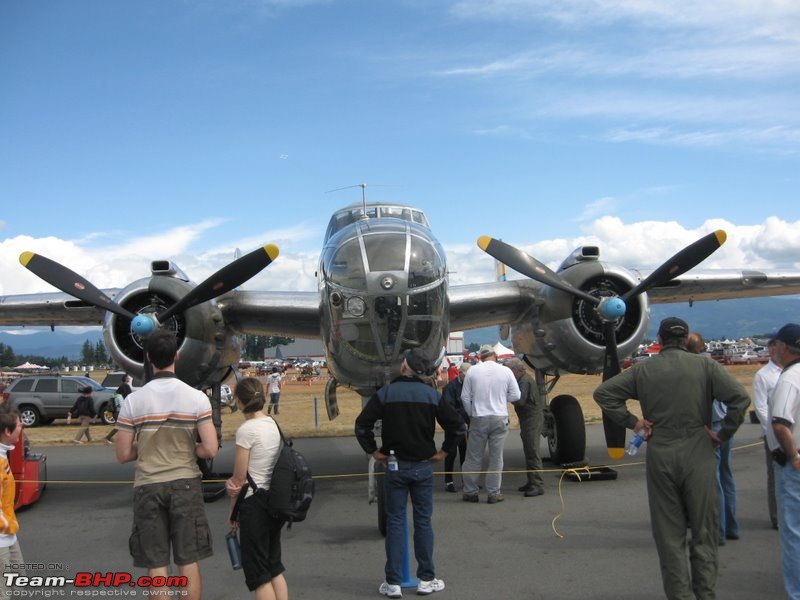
[524,488,544,498]
[462,493,479,503]
[518,483,533,492]
[445,482,456,493]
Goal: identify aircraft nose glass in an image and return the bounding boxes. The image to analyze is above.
[363,235,406,272]
[409,236,444,288]
[328,239,367,289]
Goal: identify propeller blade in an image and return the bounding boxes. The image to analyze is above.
[477,236,599,305]
[157,244,279,323]
[601,320,627,458]
[603,413,627,460]
[19,252,136,320]
[622,230,727,301]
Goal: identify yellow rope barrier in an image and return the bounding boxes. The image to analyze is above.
[18,439,765,540]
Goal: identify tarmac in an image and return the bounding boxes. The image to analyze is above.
[16,420,784,599]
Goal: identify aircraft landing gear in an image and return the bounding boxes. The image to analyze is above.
[545,394,586,465]
[534,368,587,466]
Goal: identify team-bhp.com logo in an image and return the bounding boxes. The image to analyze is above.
[3,572,189,595]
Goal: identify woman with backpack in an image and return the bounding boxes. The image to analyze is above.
[226,377,287,600]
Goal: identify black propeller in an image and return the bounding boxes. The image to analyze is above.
[478,230,727,458]
[157,245,279,324]
[19,244,279,379]
[19,252,137,320]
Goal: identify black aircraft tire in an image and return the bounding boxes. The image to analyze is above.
[375,462,387,537]
[548,394,586,465]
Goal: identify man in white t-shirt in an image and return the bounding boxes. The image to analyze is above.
[765,323,800,599]
[753,338,783,529]
[460,344,521,504]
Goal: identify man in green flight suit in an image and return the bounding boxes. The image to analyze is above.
[593,317,750,600]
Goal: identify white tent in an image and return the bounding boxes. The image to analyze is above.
[14,362,47,370]
[492,342,515,358]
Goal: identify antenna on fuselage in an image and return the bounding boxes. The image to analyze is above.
[326,183,369,219]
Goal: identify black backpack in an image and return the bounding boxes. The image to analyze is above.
[233,419,314,528]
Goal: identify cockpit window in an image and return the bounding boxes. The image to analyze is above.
[328,238,366,289]
[325,204,429,242]
[363,234,406,272]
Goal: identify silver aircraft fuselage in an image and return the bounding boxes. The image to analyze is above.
[318,203,448,396]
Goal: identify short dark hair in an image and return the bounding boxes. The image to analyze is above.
[0,403,20,436]
[235,377,266,414]
[147,329,178,369]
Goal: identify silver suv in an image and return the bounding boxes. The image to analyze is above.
[2,375,115,427]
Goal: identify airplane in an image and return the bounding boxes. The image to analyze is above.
[2,193,800,505]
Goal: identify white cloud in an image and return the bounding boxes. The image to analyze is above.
[3,217,800,299]
[450,0,800,36]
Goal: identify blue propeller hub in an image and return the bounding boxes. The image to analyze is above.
[131,314,156,337]
[598,297,627,320]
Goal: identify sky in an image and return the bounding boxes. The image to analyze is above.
[2,0,800,302]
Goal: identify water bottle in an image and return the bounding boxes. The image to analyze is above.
[627,429,646,456]
[226,530,242,570]
[387,450,398,472]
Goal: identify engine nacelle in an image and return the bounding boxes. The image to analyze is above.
[102,271,241,388]
[510,258,651,375]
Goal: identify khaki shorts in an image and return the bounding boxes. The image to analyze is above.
[130,478,213,568]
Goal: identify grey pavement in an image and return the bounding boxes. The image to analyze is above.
[17,420,783,599]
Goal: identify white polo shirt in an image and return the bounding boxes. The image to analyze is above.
[461,360,521,418]
[766,365,800,452]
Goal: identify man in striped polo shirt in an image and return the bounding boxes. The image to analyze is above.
[115,329,219,600]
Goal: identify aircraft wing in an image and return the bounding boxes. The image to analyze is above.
[0,289,322,339]
[0,291,108,326]
[217,290,321,338]
[447,280,540,332]
[446,267,800,333]
[643,269,800,303]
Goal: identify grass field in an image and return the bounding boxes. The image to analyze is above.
[23,363,764,447]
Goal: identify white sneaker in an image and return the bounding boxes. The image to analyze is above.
[416,579,445,595]
[379,581,402,598]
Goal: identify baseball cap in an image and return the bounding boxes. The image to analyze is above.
[657,317,689,338]
[404,348,432,376]
[458,361,471,374]
[479,344,496,358]
[769,323,800,349]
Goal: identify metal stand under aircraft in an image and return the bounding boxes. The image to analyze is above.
[200,376,234,502]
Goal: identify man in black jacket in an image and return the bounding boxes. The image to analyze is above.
[355,349,466,598]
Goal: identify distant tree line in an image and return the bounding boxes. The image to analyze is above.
[0,339,109,369]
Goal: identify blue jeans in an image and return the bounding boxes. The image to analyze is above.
[775,462,800,599]
[384,460,435,585]
[715,437,738,541]
[462,416,509,496]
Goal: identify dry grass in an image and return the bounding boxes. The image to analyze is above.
[24,364,764,447]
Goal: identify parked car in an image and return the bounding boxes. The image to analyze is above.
[220,383,235,412]
[728,350,768,365]
[1,375,115,427]
[100,371,142,390]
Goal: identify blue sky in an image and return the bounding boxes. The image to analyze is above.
[1,0,799,297]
